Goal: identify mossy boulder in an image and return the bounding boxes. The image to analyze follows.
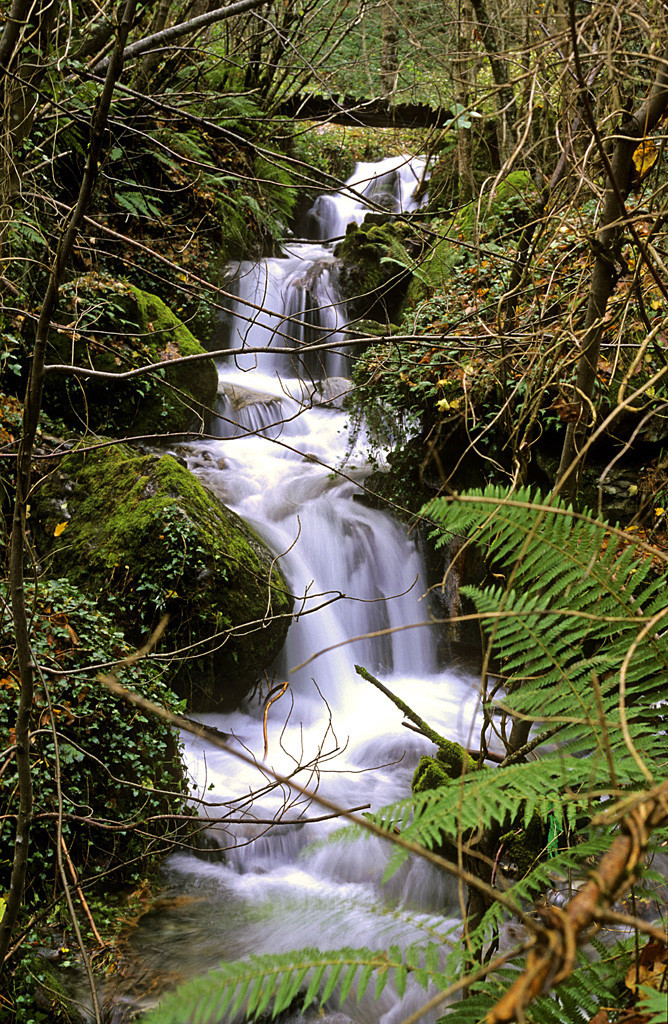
[33,445,292,708]
[41,276,218,437]
[334,218,420,323]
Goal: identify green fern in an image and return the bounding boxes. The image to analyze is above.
[143,943,449,1023]
[438,937,636,1024]
[421,487,667,765]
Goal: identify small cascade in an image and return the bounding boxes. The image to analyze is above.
[124,154,483,1023]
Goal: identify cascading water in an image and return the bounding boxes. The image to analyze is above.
[122,156,484,1023]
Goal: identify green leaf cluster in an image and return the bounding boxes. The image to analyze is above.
[0,578,190,905]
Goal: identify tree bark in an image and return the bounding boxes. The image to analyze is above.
[456,0,475,205]
[556,36,668,490]
[469,0,518,164]
[0,0,138,972]
[380,0,399,103]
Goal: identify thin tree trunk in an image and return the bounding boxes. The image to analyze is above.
[0,0,138,972]
[132,0,173,89]
[456,0,475,205]
[0,0,30,70]
[0,0,52,260]
[556,35,668,490]
[380,0,399,103]
[469,0,517,164]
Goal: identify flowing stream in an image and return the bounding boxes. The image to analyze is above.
[120,157,484,1024]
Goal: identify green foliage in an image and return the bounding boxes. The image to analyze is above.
[421,485,667,755]
[0,578,189,904]
[145,943,450,1023]
[439,938,638,1024]
[638,983,668,1024]
[40,277,218,436]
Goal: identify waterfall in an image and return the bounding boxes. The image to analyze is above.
[124,155,482,1023]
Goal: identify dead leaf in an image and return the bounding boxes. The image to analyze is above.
[549,399,582,423]
[625,939,668,994]
[633,139,659,181]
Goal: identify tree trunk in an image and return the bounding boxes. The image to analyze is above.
[469,0,517,165]
[456,0,475,205]
[0,0,138,971]
[556,38,668,491]
[380,0,399,103]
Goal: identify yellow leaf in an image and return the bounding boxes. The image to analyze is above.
[633,139,658,180]
[54,522,68,537]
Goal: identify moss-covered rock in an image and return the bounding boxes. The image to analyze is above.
[334,218,420,323]
[33,445,292,708]
[41,276,218,437]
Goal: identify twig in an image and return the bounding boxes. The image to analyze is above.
[354,665,450,749]
[60,839,104,947]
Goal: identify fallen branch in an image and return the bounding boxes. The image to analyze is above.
[487,778,668,1024]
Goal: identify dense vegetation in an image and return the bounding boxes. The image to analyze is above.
[1,0,667,1020]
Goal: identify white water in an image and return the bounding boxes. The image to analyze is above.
[128,156,484,1022]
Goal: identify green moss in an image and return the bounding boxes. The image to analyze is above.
[412,742,478,794]
[498,812,546,876]
[335,218,416,323]
[408,171,535,300]
[33,445,292,708]
[41,276,218,437]
[126,285,218,434]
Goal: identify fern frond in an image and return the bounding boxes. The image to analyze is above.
[421,488,668,771]
[439,937,636,1024]
[143,944,449,1023]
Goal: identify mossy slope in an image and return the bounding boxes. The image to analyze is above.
[34,445,292,708]
[42,276,218,437]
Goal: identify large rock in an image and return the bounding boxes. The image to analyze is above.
[42,276,218,437]
[334,219,418,323]
[34,445,292,709]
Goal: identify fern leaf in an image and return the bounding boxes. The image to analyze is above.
[144,945,448,1023]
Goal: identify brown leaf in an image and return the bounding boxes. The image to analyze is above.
[625,939,668,993]
[549,399,581,423]
[633,140,658,181]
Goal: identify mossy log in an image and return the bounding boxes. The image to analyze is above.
[33,445,292,709]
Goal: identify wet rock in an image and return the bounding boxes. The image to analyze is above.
[219,380,284,410]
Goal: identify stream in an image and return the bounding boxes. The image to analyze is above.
[117,156,485,1024]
